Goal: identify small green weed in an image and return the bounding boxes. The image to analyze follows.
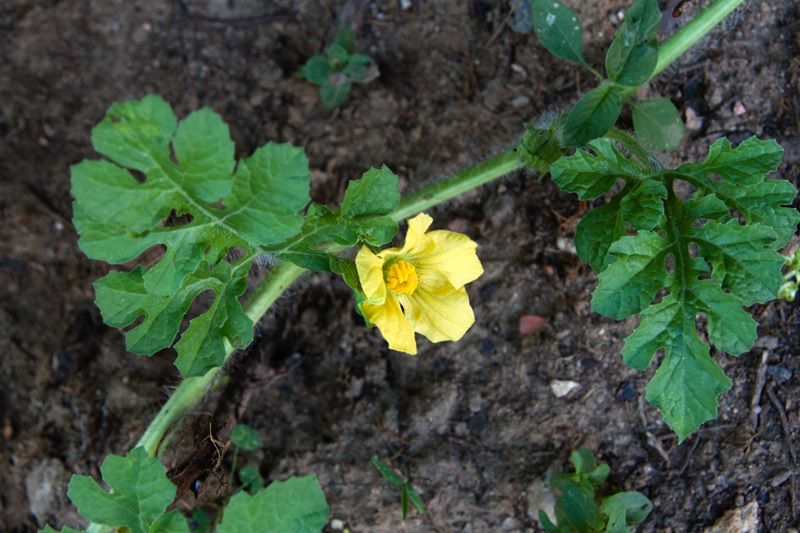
[297,26,378,109]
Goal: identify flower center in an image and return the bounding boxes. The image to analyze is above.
[385,260,418,295]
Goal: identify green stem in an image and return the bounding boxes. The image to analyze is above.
[391,149,522,222]
[653,0,746,78]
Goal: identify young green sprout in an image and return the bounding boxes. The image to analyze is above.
[539,446,652,533]
[297,26,378,109]
[372,458,425,520]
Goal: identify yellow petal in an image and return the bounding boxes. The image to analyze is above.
[401,274,475,343]
[355,246,386,304]
[409,230,483,289]
[399,213,433,254]
[362,296,417,354]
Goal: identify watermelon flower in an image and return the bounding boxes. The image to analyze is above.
[355,213,483,354]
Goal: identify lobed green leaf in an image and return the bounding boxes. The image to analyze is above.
[592,231,670,320]
[275,166,400,271]
[678,136,783,187]
[217,475,329,533]
[73,95,312,377]
[550,139,643,200]
[341,165,401,217]
[565,135,797,439]
[574,192,627,272]
[690,220,785,305]
[619,179,667,230]
[66,447,178,533]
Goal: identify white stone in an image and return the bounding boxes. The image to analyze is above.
[549,379,580,397]
[703,501,759,533]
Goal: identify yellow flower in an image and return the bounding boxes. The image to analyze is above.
[355,213,484,354]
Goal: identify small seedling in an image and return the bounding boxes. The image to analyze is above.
[539,446,653,533]
[372,458,425,520]
[229,424,263,495]
[297,25,378,109]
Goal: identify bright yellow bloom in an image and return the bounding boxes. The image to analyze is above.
[356,213,484,354]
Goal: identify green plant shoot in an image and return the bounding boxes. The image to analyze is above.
[539,446,653,533]
[533,0,685,150]
[372,458,425,520]
[297,25,378,109]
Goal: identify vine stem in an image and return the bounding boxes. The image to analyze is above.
[132,0,750,460]
[391,150,522,222]
[653,0,746,78]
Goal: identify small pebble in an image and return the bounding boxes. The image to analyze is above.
[511,95,530,108]
[520,315,547,335]
[510,63,528,78]
[400,0,412,9]
[733,101,747,115]
[330,518,345,530]
[685,107,703,131]
[550,379,580,397]
[556,235,576,253]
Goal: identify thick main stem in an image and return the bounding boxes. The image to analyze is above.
[391,150,522,222]
[133,0,750,461]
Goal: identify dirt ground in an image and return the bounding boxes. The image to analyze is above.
[1,0,799,531]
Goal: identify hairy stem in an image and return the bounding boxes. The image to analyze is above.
[391,149,522,222]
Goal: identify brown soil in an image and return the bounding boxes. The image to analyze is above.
[1,0,799,531]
